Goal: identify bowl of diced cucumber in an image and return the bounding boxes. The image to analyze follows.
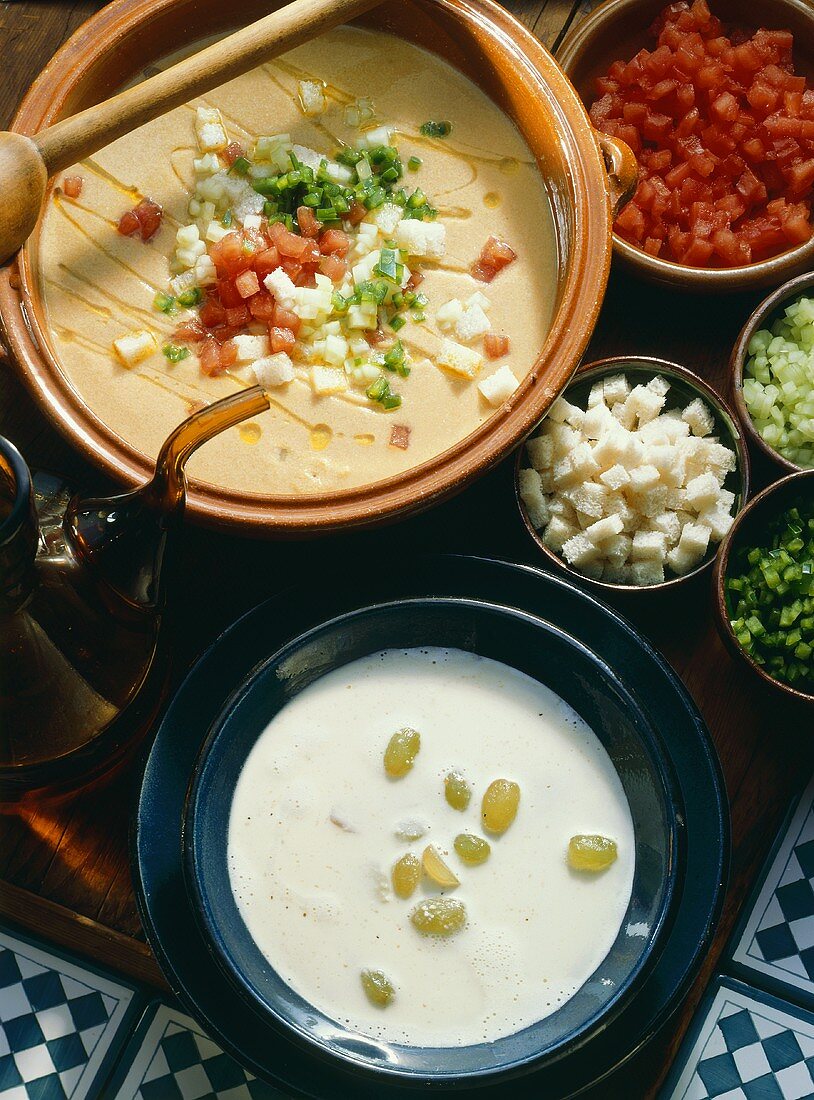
[714,469,814,704]
[731,271,814,474]
[517,357,751,592]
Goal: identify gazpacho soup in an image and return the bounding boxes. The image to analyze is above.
[36,27,558,496]
[228,648,635,1047]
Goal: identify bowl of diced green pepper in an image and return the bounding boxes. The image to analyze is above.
[714,470,814,703]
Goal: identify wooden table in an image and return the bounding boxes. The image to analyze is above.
[1,1,812,1095]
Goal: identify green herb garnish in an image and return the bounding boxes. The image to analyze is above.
[408,156,423,171]
[420,120,452,138]
[162,343,190,362]
[153,291,176,314]
[177,287,202,308]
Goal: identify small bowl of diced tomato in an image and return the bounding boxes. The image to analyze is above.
[557,0,814,292]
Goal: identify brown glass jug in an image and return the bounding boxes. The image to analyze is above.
[0,385,270,806]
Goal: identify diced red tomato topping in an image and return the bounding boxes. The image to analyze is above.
[319,253,347,282]
[269,326,297,354]
[62,176,83,199]
[296,206,320,238]
[235,270,261,299]
[484,333,510,359]
[589,0,814,267]
[319,228,350,255]
[389,425,411,450]
[117,197,163,242]
[223,142,245,167]
[471,236,517,282]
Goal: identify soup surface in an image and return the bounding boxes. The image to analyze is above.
[228,648,635,1047]
[36,27,558,496]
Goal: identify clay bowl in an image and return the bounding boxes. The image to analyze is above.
[730,270,814,474]
[557,0,814,293]
[516,356,751,594]
[713,469,814,704]
[0,0,635,537]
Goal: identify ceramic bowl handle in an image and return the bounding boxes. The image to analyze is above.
[597,134,638,217]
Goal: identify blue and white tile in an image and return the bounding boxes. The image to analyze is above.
[729,774,814,1010]
[0,924,144,1099]
[109,1001,288,1099]
[662,977,814,1100]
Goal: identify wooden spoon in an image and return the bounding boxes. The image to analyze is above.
[0,0,384,265]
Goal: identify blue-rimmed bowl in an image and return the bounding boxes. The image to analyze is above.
[183,596,684,1088]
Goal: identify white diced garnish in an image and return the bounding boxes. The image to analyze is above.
[436,298,465,330]
[548,397,584,426]
[631,529,667,562]
[193,153,221,176]
[455,303,491,343]
[646,375,671,398]
[298,80,326,116]
[113,330,156,368]
[168,270,197,297]
[242,214,262,231]
[518,469,549,529]
[253,352,294,388]
[466,290,491,311]
[603,373,631,405]
[374,204,403,235]
[562,533,602,567]
[544,515,579,552]
[311,365,347,395]
[195,106,228,152]
[323,334,349,367]
[563,482,608,519]
[681,397,715,437]
[195,255,217,285]
[359,124,392,149]
[264,268,297,308]
[478,364,519,406]
[628,464,661,493]
[599,464,631,490]
[678,522,711,558]
[205,220,230,244]
[629,561,665,586]
[393,219,446,259]
[588,382,606,408]
[232,334,270,363]
[437,338,482,380]
[685,472,720,512]
[347,302,378,330]
[526,435,554,471]
[584,514,624,544]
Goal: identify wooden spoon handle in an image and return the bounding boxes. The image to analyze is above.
[35,0,383,176]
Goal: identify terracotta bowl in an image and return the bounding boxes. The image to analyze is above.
[557,0,814,293]
[713,469,814,704]
[0,0,635,536]
[516,356,751,594]
[730,270,814,474]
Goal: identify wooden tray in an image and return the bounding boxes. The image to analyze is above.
[2,0,813,1094]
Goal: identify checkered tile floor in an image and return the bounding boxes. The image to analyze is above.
[732,777,814,1002]
[0,930,137,1100]
[112,1004,287,1099]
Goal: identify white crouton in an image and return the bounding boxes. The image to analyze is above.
[646,375,671,398]
[455,303,491,343]
[685,472,721,512]
[630,560,665,586]
[310,365,347,395]
[253,352,295,388]
[526,435,554,471]
[638,419,670,446]
[113,330,156,368]
[231,334,270,363]
[437,338,482,380]
[195,106,228,152]
[605,533,633,567]
[628,485,668,518]
[605,492,639,531]
[436,298,465,330]
[562,482,608,519]
[374,203,403,236]
[624,384,666,427]
[603,562,633,584]
[664,488,689,511]
[649,444,685,488]
[704,442,737,484]
[562,533,602,567]
[584,514,624,544]
[518,469,549,529]
[679,522,711,558]
[264,268,297,308]
[631,529,667,562]
[359,124,393,148]
[549,497,577,521]
[592,428,643,471]
[195,255,217,286]
[393,219,446,259]
[575,560,604,580]
[543,515,578,552]
[582,402,616,439]
[588,381,606,408]
[666,545,701,576]
[552,443,599,489]
[466,290,491,311]
[659,412,691,443]
[548,397,585,427]
[478,365,518,406]
[599,464,631,491]
[205,219,230,244]
[696,507,734,542]
[648,511,682,548]
[298,80,326,116]
[682,397,715,437]
[603,373,631,405]
[719,488,735,511]
[544,422,581,458]
[628,464,661,493]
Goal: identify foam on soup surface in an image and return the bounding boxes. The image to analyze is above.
[36,27,558,497]
[228,648,635,1047]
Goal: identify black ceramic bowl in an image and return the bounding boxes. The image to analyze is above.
[184,597,684,1088]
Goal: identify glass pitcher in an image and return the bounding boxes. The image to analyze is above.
[0,385,270,807]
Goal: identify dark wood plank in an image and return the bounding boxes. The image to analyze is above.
[0,3,804,1097]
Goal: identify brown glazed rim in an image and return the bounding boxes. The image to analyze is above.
[730,270,814,475]
[0,0,614,535]
[712,469,814,704]
[515,355,752,594]
[556,0,814,293]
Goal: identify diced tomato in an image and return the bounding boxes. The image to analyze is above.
[319,228,350,255]
[225,305,251,327]
[223,142,245,167]
[199,296,228,328]
[235,270,261,299]
[219,340,238,370]
[272,304,301,334]
[297,206,320,238]
[117,198,163,242]
[319,254,347,282]
[199,337,223,376]
[173,318,206,344]
[484,333,510,359]
[62,176,83,198]
[254,247,280,277]
[269,326,296,354]
[389,425,411,450]
[248,293,277,322]
[346,202,368,226]
[471,236,517,282]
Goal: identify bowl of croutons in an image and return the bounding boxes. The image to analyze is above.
[516,357,751,592]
